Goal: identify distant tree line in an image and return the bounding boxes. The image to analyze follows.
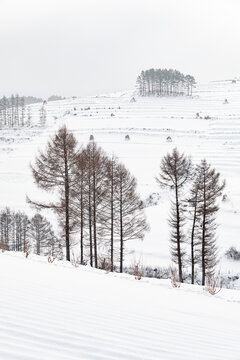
[28,126,149,271]
[23,96,43,105]
[0,94,48,128]
[156,148,225,286]
[0,94,28,127]
[136,69,196,97]
[47,95,65,102]
[0,208,62,259]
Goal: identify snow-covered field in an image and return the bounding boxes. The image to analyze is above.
[0,80,240,282]
[1,251,240,360]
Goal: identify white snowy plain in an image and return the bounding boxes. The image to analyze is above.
[1,251,240,360]
[1,80,240,359]
[1,80,240,282]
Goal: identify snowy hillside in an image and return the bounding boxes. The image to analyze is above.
[0,80,240,282]
[1,251,240,360]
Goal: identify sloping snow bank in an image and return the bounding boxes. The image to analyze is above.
[0,252,240,360]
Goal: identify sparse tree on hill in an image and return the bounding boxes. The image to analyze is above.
[71,152,87,264]
[20,97,25,126]
[10,95,15,126]
[28,126,79,261]
[29,213,62,258]
[194,160,225,285]
[29,214,53,255]
[106,156,119,271]
[156,148,192,282]
[0,209,30,252]
[0,94,38,127]
[0,208,13,251]
[137,68,196,97]
[116,163,149,272]
[187,168,202,284]
[79,142,109,268]
[27,106,31,126]
[14,211,30,252]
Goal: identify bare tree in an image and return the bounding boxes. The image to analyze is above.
[28,126,79,261]
[15,94,20,126]
[27,106,31,126]
[195,160,225,285]
[71,143,148,272]
[116,163,149,273]
[0,208,13,251]
[98,155,120,271]
[29,213,54,255]
[156,148,192,282]
[107,156,118,271]
[187,167,202,284]
[72,151,88,264]
[14,211,30,252]
[0,208,30,252]
[20,97,25,126]
[79,142,109,268]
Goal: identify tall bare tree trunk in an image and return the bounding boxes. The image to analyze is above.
[175,186,183,282]
[119,179,124,273]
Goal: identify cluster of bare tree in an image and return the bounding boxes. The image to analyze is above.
[0,208,62,258]
[0,94,48,128]
[137,69,196,97]
[156,148,225,285]
[0,94,28,127]
[28,126,148,271]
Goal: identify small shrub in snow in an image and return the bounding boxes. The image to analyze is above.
[133,264,143,280]
[170,268,181,288]
[222,194,227,201]
[99,258,112,273]
[48,256,55,263]
[123,265,171,280]
[71,252,79,267]
[204,274,222,295]
[144,192,161,207]
[225,247,240,260]
[220,274,239,289]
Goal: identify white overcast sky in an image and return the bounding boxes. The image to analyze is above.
[0,0,240,97]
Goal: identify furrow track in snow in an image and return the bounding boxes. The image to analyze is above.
[1,253,240,360]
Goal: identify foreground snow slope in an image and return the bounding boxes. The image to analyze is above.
[1,252,240,360]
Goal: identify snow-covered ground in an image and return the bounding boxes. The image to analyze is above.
[0,80,240,283]
[1,251,240,360]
